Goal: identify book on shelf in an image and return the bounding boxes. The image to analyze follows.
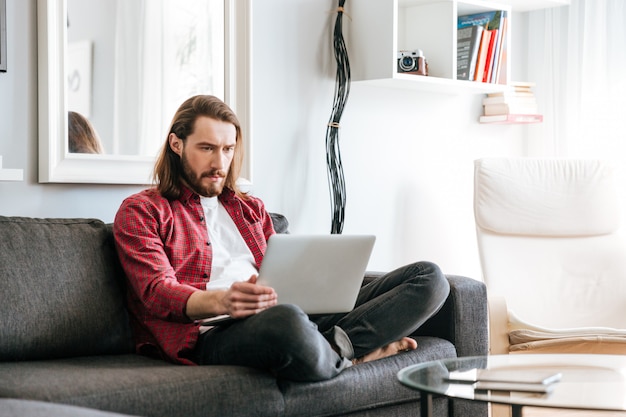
[473,30,493,83]
[485,81,537,102]
[487,91,535,98]
[458,10,500,29]
[457,10,507,84]
[457,24,484,81]
[479,114,543,124]
[503,81,536,93]
[482,95,537,105]
[481,28,498,83]
[510,81,536,88]
[482,10,505,83]
[490,11,508,83]
[483,102,538,116]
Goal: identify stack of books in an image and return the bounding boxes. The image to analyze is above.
[479,82,543,123]
[445,368,562,394]
[457,10,508,84]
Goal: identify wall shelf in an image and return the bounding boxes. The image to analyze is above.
[492,0,570,12]
[349,0,570,95]
[356,73,509,95]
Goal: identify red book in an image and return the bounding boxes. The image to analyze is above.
[492,12,508,83]
[473,30,492,82]
[482,29,498,83]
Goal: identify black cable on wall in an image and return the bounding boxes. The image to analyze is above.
[326,0,350,234]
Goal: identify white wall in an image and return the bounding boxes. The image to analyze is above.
[0,0,534,280]
[249,0,531,277]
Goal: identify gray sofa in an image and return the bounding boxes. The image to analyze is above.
[0,215,488,417]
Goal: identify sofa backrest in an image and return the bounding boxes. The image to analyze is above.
[0,217,133,361]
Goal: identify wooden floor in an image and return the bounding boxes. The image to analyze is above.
[499,406,626,417]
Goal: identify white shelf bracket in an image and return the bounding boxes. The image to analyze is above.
[0,155,24,181]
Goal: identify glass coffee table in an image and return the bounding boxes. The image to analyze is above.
[398,354,626,417]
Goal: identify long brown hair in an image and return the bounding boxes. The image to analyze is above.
[153,95,246,200]
[68,111,104,154]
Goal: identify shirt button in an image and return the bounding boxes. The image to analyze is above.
[203,273,208,278]
[200,216,204,222]
[206,241,211,246]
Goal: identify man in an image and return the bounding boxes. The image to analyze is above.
[113,95,450,382]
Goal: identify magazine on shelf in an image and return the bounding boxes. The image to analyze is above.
[458,10,500,29]
[457,24,484,81]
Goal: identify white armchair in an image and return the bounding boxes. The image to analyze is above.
[474,157,626,355]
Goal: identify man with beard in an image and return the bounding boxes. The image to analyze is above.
[113,95,450,382]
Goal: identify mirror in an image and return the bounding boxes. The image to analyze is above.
[37,0,251,184]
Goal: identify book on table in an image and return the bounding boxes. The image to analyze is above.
[445,368,562,384]
[473,381,557,393]
[445,368,561,393]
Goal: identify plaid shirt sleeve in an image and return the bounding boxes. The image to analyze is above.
[113,187,275,364]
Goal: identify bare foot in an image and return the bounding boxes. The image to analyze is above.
[352,337,418,365]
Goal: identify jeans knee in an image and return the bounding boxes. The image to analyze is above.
[258,304,346,381]
[407,261,450,302]
[260,304,317,347]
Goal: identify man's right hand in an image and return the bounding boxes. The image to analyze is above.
[185,275,277,321]
[222,275,277,319]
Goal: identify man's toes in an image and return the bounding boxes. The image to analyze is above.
[398,337,418,352]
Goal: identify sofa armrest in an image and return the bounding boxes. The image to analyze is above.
[364,272,488,358]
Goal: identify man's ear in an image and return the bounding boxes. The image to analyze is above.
[169,133,183,156]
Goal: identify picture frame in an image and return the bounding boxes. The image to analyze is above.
[0,0,6,72]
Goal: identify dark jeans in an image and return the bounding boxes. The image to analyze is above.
[192,261,450,382]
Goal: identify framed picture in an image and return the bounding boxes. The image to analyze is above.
[0,0,6,72]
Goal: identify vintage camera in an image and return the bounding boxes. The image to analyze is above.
[397,50,427,75]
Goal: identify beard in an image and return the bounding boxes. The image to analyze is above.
[180,152,227,198]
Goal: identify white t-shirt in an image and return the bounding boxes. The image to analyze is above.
[200,196,258,290]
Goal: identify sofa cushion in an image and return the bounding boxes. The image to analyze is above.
[0,399,140,417]
[0,217,133,360]
[269,212,289,234]
[0,354,284,417]
[279,336,457,416]
[0,338,455,417]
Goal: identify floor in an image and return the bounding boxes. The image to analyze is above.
[502,407,626,417]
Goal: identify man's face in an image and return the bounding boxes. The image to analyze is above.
[169,116,237,197]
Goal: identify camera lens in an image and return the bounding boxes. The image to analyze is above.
[400,56,415,71]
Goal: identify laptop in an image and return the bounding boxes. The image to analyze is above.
[201,234,376,326]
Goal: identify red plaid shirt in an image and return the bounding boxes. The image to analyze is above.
[113,186,275,364]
